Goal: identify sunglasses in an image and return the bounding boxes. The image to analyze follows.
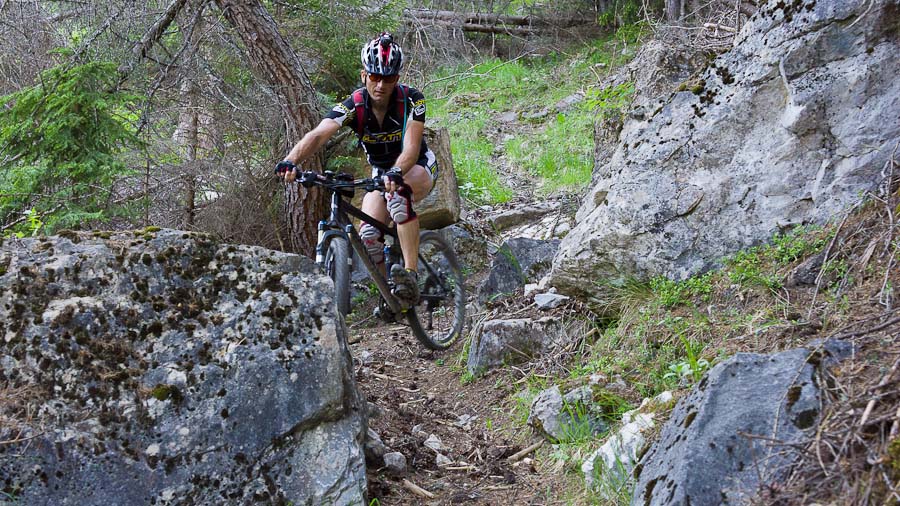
[367,73,399,84]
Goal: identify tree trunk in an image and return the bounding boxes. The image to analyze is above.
[666,0,683,21]
[176,0,204,229]
[212,0,325,256]
[179,81,198,228]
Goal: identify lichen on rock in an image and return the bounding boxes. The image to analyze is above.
[0,229,366,505]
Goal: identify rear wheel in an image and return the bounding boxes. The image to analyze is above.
[405,231,465,350]
[324,237,351,316]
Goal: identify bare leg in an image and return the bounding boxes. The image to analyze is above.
[393,164,433,272]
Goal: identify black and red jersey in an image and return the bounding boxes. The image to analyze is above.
[325,85,431,170]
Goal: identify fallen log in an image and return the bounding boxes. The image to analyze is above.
[416,19,538,36]
[404,8,592,31]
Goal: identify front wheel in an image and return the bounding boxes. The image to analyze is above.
[324,236,351,316]
[406,231,466,350]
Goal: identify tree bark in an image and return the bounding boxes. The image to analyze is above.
[179,79,198,228]
[404,8,592,34]
[212,0,324,256]
[404,8,589,28]
[417,20,537,36]
[666,0,683,21]
[176,1,204,229]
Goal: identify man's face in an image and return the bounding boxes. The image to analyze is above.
[361,70,399,107]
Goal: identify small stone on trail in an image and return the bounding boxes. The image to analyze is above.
[424,434,444,452]
[499,111,518,123]
[364,429,386,463]
[454,414,477,430]
[383,452,407,476]
[588,373,608,386]
[436,453,453,467]
[534,292,570,309]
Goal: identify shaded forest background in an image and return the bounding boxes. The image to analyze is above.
[0,0,747,254]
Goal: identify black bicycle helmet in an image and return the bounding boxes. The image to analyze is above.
[361,32,403,75]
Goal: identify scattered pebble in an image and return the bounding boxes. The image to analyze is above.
[424,434,444,452]
[436,453,453,467]
[383,452,407,475]
[534,292,570,309]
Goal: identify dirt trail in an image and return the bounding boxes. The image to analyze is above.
[348,115,574,504]
[350,322,563,505]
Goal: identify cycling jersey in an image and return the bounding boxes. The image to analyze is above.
[325,86,437,177]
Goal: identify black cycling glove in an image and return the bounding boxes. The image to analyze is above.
[383,167,404,185]
[274,160,297,175]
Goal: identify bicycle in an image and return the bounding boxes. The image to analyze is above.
[296,170,466,351]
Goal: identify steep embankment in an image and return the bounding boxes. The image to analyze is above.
[551,0,900,306]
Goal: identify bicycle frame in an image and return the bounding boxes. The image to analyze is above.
[306,171,456,320]
[315,185,406,315]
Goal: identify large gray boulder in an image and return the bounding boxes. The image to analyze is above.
[551,0,900,304]
[479,237,561,302]
[466,317,566,375]
[631,343,848,505]
[0,229,367,505]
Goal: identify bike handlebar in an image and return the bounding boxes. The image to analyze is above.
[297,170,385,193]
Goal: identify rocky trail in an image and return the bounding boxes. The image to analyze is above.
[348,110,582,504]
[351,323,558,505]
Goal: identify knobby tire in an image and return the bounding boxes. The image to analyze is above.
[405,231,465,350]
[325,236,351,317]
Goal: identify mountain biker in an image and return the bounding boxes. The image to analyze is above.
[275,32,436,306]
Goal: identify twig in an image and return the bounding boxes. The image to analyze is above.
[506,302,536,317]
[831,315,900,340]
[444,464,478,471]
[402,479,436,499]
[859,358,899,426]
[399,398,426,408]
[507,440,543,462]
[502,342,534,361]
[889,406,900,440]
[847,0,876,29]
[807,209,854,320]
[703,22,737,32]
[371,372,404,383]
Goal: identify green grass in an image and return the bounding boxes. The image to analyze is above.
[425,30,646,201]
[566,224,840,399]
[505,111,594,193]
[650,272,714,308]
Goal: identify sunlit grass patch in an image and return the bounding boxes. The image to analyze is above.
[505,111,594,192]
[445,110,513,204]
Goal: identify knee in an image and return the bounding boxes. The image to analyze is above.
[406,165,433,202]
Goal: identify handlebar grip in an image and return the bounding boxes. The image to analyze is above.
[299,171,319,188]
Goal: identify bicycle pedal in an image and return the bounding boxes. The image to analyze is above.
[373,304,397,323]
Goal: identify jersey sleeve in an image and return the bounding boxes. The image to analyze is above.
[324,95,356,128]
[408,88,426,123]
